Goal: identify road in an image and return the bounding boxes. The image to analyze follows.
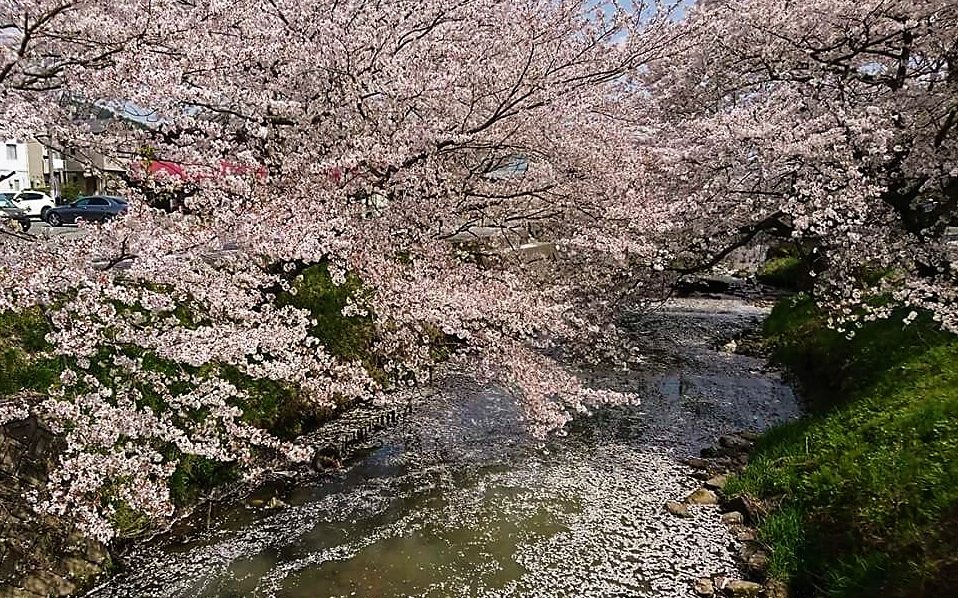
[27,220,88,241]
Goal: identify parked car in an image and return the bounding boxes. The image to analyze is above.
[0,197,31,232]
[44,196,129,226]
[1,190,56,219]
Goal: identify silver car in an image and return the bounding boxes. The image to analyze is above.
[0,196,31,232]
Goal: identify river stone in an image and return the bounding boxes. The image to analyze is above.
[61,556,101,581]
[725,579,763,597]
[84,540,110,565]
[719,435,752,452]
[746,551,770,578]
[720,511,744,525]
[686,488,719,505]
[721,495,760,522]
[739,541,759,561]
[21,571,75,596]
[705,474,729,490]
[665,500,691,518]
[684,457,710,470]
[711,456,735,472]
[765,579,790,598]
[700,445,721,458]
[693,577,715,596]
[733,527,757,542]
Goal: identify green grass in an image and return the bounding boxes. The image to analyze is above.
[726,295,958,597]
[0,308,60,396]
[757,256,812,291]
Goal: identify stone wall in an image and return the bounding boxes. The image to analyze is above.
[723,243,770,274]
[0,416,109,598]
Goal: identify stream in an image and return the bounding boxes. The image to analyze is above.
[86,298,800,598]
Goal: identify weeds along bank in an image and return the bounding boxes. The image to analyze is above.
[727,295,958,597]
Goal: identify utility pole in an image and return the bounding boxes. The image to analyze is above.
[46,140,60,203]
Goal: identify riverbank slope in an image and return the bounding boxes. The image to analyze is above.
[726,295,958,596]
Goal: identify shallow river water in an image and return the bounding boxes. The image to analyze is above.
[87,298,800,598]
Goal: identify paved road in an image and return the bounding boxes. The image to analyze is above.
[27,220,87,241]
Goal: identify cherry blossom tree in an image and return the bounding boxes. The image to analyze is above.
[643,0,958,331]
[0,0,686,539]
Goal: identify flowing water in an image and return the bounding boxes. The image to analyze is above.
[87,298,800,598]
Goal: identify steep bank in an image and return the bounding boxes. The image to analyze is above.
[726,295,958,596]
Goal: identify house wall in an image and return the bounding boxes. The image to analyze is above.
[0,140,31,193]
[26,142,65,190]
[26,143,124,196]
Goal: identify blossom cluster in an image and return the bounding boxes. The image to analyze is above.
[3,0,954,541]
[643,0,958,329]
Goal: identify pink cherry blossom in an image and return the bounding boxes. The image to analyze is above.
[0,0,683,538]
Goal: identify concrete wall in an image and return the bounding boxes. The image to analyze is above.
[26,143,65,190]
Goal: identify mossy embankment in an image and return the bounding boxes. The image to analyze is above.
[726,294,958,597]
[0,262,389,533]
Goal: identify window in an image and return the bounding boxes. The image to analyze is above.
[5,144,16,160]
[73,198,91,206]
[89,198,109,206]
[21,192,41,201]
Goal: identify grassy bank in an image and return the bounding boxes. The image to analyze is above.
[725,295,958,596]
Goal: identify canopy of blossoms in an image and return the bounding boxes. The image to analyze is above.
[644,0,958,332]
[0,0,684,539]
[1,0,955,540]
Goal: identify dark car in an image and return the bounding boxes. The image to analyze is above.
[0,197,31,232]
[44,196,128,226]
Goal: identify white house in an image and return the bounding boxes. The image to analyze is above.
[0,140,30,193]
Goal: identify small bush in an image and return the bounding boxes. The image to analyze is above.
[276,263,380,370]
[59,181,84,203]
[166,452,240,507]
